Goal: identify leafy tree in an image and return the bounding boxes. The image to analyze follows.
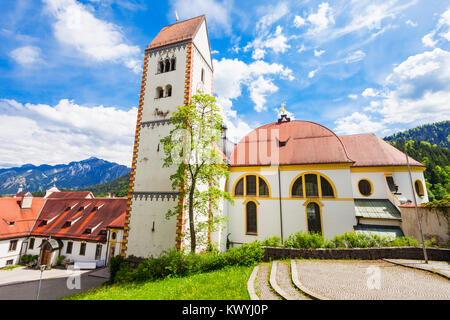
[160,93,233,253]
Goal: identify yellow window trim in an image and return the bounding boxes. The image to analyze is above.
[289,171,338,199]
[232,173,272,198]
[414,179,425,198]
[357,178,374,197]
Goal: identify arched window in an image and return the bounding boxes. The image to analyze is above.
[358,179,372,197]
[414,180,424,198]
[320,176,334,197]
[158,61,164,73]
[164,59,170,72]
[292,178,303,197]
[165,85,172,97]
[306,202,322,235]
[233,175,270,197]
[246,201,257,235]
[291,173,335,198]
[156,87,164,99]
[305,174,318,197]
[235,178,244,196]
[170,58,176,71]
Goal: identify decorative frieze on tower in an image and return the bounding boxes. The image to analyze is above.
[122,16,213,258]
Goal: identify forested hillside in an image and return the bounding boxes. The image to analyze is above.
[78,173,130,197]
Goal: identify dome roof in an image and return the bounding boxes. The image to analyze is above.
[229,120,353,166]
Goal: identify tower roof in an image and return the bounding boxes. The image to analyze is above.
[147,15,205,50]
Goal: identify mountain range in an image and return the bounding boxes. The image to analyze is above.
[0,157,130,195]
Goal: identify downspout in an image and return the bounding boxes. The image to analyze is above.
[278,166,284,244]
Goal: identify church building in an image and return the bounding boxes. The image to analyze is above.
[123,16,428,258]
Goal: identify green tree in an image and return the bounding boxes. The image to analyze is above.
[160,93,233,253]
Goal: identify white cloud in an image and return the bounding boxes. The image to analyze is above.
[361,88,378,97]
[0,99,136,167]
[249,76,278,112]
[170,0,233,35]
[405,19,418,27]
[314,49,325,57]
[246,25,291,58]
[308,68,319,78]
[422,32,437,47]
[10,46,42,65]
[421,8,450,47]
[306,2,335,35]
[334,112,385,135]
[344,50,366,63]
[256,2,289,32]
[43,0,141,73]
[348,94,358,100]
[252,48,266,60]
[293,15,306,28]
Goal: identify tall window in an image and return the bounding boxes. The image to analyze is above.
[234,175,270,197]
[29,238,35,250]
[306,202,322,235]
[164,58,170,72]
[66,241,73,254]
[79,243,86,256]
[385,175,397,193]
[246,201,257,235]
[201,68,205,82]
[156,87,164,99]
[95,244,102,260]
[291,173,335,198]
[414,180,424,198]
[158,61,164,73]
[170,58,176,71]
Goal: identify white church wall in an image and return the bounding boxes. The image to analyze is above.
[193,20,213,69]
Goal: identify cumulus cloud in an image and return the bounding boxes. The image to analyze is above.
[421,8,450,48]
[306,2,335,34]
[0,99,136,167]
[43,0,141,73]
[336,48,450,134]
[293,15,306,28]
[9,46,42,65]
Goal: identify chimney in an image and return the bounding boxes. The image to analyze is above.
[107,192,112,198]
[21,192,33,209]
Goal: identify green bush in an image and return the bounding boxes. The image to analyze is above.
[113,242,264,284]
[284,231,326,249]
[389,236,419,247]
[56,255,66,265]
[20,254,32,265]
[261,236,283,247]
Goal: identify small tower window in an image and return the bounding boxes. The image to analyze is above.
[170,58,176,71]
[165,85,172,97]
[158,61,164,73]
[201,68,205,82]
[164,59,170,72]
[156,87,164,99]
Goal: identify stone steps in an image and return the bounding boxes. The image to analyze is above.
[249,260,319,300]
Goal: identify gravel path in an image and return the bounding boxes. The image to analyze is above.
[255,263,280,300]
[275,261,310,300]
[295,259,450,300]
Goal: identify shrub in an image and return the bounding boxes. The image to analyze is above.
[56,255,66,265]
[109,255,128,283]
[389,236,419,247]
[261,236,283,247]
[20,254,32,265]
[284,231,326,249]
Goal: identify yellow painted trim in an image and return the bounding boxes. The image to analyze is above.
[414,179,425,198]
[232,173,272,197]
[350,166,425,173]
[230,163,352,172]
[245,200,258,236]
[289,171,338,199]
[357,178,373,197]
[232,196,354,201]
[303,200,324,235]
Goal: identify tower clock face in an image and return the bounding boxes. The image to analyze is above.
[196,82,205,93]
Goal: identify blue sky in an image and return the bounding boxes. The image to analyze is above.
[1,0,449,168]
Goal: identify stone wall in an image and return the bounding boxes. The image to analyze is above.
[400,206,449,246]
[263,246,450,261]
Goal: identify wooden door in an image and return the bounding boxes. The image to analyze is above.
[41,249,50,266]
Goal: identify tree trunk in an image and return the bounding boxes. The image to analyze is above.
[189,188,196,253]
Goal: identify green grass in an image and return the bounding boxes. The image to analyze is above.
[0,265,21,271]
[64,265,253,300]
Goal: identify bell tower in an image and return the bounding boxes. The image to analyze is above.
[122,16,214,258]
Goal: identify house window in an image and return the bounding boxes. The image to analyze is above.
[246,175,257,196]
[258,177,269,197]
[246,201,257,235]
[234,175,270,197]
[320,177,334,197]
[79,243,86,256]
[306,202,322,235]
[385,175,397,193]
[6,259,13,266]
[292,177,303,197]
[29,238,35,250]
[358,179,372,197]
[305,174,319,197]
[95,244,102,260]
[414,180,424,198]
[8,240,18,252]
[111,232,117,240]
[66,241,73,254]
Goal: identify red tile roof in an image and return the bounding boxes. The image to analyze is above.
[107,213,125,228]
[31,198,127,242]
[340,134,424,167]
[45,191,94,199]
[146,15,205,50]
[229,120,353,166]
[0,197,46,240]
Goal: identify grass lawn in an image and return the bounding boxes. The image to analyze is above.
[64,265,254,300]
